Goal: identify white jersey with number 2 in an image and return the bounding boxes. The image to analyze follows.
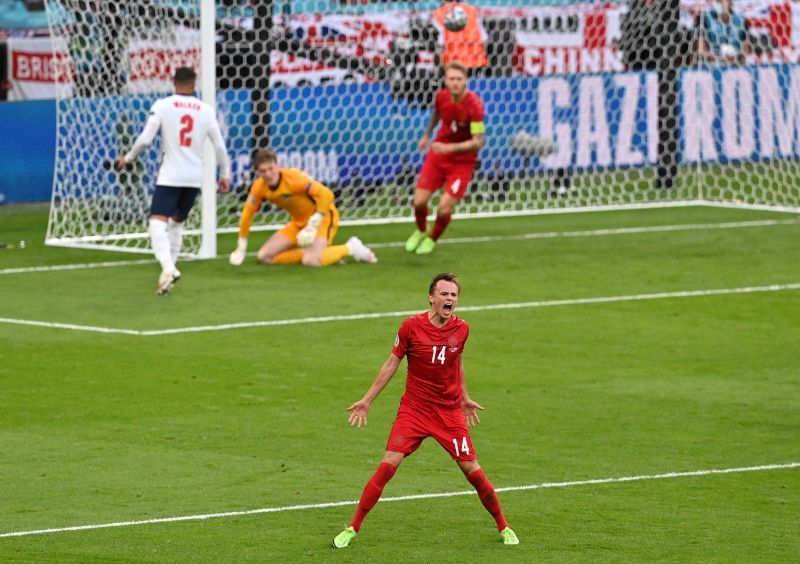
[124,94,231,188]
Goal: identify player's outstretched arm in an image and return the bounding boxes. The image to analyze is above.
[121,111,161,166]
[459,356,484,427]
[347,354,402,428]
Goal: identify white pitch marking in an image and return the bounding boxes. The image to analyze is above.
[1,283,799,336]
[0,258,155,276]
[0,317,141,335]
[1,462,797,538]
[2,218,797,275]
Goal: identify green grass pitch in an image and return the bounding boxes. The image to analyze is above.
[1,203,799,562]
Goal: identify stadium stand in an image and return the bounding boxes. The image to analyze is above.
[0,0,48,29]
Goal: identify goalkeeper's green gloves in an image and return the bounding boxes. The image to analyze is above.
[229,237,248,266]
[297,212,324,248]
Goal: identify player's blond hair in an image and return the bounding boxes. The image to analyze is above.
[443,61,468,77]
[429,272,461,295]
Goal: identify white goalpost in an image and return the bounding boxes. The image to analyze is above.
[43,0,800,257]
[198,0,217,258]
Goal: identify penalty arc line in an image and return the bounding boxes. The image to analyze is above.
[1,462,797,538]
[1,282,799,336]
[2,218,798,276]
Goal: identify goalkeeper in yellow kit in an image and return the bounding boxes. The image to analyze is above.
[229,149,377,267]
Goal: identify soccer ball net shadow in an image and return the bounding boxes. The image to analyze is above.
[44,0,800,255]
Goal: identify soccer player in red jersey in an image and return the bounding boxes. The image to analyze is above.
[405,62,486,255]
[332,273,519,548]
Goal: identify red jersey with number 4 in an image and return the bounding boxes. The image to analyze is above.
[432,89,484,164]
[391,312,469,407]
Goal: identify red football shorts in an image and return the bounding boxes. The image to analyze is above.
[417,153,477,201]
[386,397,476,461]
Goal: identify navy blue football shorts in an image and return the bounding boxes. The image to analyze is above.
[150,185,200,220]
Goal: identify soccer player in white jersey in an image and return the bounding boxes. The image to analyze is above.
[117,67,231,295]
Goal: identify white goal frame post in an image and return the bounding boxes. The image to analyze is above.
[43,0,800,258]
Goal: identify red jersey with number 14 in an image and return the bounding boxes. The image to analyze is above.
[391,312,469,407]
[432,89,484,164]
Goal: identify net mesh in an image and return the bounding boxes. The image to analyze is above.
[44,0,800,255]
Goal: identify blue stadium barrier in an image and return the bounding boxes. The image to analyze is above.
[2,64,799,204]
[0,98,55,204]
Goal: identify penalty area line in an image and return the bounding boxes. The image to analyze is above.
[1,462,797,538]
[1,282,799,336]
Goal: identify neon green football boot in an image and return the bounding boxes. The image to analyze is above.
[500,527,519,545]
[405,230,427,252]
[414,236,436,255]
[333,526,357,548]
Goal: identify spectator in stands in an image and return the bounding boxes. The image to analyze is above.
[67,2,125,97]
[0,31,8,101]
[698,0,750,65]
[1,1,49,101]
[618,0,690,191]
[0,0,48,30]
[431,1,488,75]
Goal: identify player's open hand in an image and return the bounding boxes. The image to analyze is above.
[461,398,484,427]
[218,178,230,193]
[347,400,370,428]
[418,134,430,152]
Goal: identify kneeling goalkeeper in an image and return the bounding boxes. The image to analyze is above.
[229,149,376,267]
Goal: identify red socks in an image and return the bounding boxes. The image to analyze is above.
[350,462,397,532]
[349,465,507,534]
[414,206,428,232]
[429,213,452,241]
[467,469,508,531]
[414,207,451,241]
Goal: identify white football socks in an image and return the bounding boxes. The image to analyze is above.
[167,218,184,264]
[149,218,175,273]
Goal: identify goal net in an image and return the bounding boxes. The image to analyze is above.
[44,0,800,256]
